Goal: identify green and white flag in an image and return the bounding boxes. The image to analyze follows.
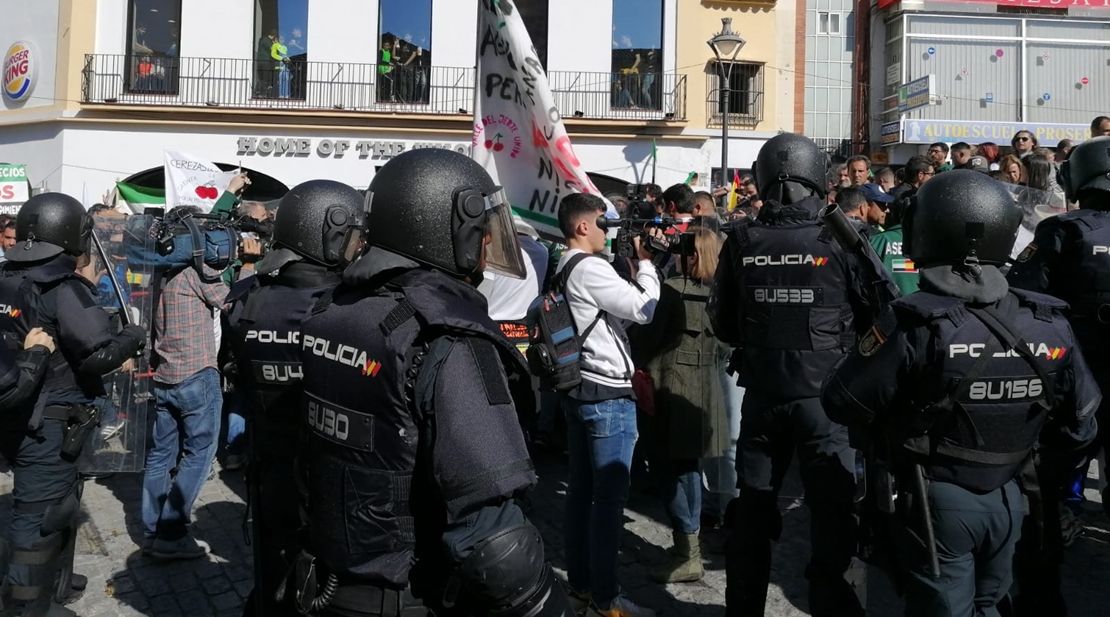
[116,182,165,213]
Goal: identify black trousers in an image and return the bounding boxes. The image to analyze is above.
[725,391,863,617]
[243,435,302,617]
[0,419,81,616]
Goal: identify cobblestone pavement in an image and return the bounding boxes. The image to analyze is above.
[2,452,1108,616]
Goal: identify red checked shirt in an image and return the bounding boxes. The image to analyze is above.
[153,267,228,385]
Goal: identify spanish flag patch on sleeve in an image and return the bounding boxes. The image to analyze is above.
[892,258,917,273]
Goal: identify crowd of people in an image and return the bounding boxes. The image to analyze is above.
[1,118,1109,617]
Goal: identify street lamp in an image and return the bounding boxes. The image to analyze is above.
[708,18,747,194]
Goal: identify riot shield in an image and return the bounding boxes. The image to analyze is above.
[78,214,158,474]
[1004,183,1065,261]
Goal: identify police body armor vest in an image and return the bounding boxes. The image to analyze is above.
[226,277,333,455]
[299,268,533,588]
[1041,209,1110,369]
[0,261,95,430]
[891,289,1071,493]
[733,213,855,398]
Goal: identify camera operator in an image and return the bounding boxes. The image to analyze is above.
[140,205,231,562]
[557,193,662,616]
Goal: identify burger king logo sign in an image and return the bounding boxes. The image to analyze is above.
[3,41,36,103]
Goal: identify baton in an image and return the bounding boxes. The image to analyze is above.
[90,229,133,327]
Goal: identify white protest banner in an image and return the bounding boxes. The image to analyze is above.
[0,164,29,204]
[163,151,238,212]
[473,0,615,242]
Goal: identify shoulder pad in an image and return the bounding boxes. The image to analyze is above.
[890,291,964,319]
[1055,209,1094,223]
[1007,288,1068,311]
[226,276,260,304]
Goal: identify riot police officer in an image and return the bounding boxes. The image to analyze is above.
[822,170,1100,617]
[710,133,869,617]
[0,193,146,617]
[294,148,573,616]
[225,180,360,617]
[1006,135,1110,615]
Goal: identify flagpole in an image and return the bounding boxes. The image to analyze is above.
[651,141,657,184]
[473,0,484,130]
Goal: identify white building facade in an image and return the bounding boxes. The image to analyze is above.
[0,0,777,202]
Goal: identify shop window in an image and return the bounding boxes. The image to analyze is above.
[516,0,549,70]
[611,0,664,111]
[710,61,764,124]
[379,0,433,104]
[253,0,309,100]
[818,12,842,35]
[126,0,181,95]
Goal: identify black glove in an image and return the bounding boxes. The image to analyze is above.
[121,324,148,351]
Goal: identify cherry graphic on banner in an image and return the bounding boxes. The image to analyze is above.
[1082,77,1089,85]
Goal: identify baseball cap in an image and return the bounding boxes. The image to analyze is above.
[968,156,990,173]
[859,183,895,204]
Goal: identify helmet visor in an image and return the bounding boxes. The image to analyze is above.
[482,190,527,279]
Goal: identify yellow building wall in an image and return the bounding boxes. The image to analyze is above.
[678,1,798,133]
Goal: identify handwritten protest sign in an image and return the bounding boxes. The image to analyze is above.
[163,151,238,212]
[473,0,616,242]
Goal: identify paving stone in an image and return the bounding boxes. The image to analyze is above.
[1,450,1106,615]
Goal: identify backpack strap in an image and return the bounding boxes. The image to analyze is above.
[555,251,607,340]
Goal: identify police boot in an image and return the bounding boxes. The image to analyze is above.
[649,533,703,584]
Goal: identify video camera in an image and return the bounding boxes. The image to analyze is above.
[125,207,273,282]
[596,215,690,261]
[625,183,657,219]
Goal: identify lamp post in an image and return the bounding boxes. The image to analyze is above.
[708,18,747,194]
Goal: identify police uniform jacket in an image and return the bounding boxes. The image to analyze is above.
[298,247,537,603]
[0,255,138,429]
[225,262,339,456]
[712,196,871,400]
[1007,208,1110,373]
[823,271,1100,493]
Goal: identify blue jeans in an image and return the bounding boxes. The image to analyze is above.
[563,396,638,606]
[142,368,222,541]
[224,387,247,457]
[656,459,701,535]
[277,65,291,98]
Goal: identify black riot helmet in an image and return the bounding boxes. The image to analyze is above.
[754,133,829,202]
[7,192,93,263]
[364,148,526,280]
[1060,135,1110,204]
[903,170,1021,269]
[255,179,367,275]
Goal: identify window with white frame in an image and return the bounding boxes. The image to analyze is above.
[817,12,842,35]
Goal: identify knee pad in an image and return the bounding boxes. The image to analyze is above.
[41,491,79,537]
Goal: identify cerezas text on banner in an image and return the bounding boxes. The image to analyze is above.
[163,151,239,212]
[473,0,616,242]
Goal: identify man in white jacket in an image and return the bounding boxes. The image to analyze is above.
[555,193,661,617]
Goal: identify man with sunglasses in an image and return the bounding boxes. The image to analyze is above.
[858,183,893,234]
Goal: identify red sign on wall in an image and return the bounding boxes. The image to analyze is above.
[879,0,1110,10]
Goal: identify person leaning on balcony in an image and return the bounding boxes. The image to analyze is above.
[271,37,292,99]
[378,41,395,102]
[255,29,277,97]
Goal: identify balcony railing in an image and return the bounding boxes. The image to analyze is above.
[81,54,687,121]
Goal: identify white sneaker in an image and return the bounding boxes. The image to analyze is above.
[587,594,656,617]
